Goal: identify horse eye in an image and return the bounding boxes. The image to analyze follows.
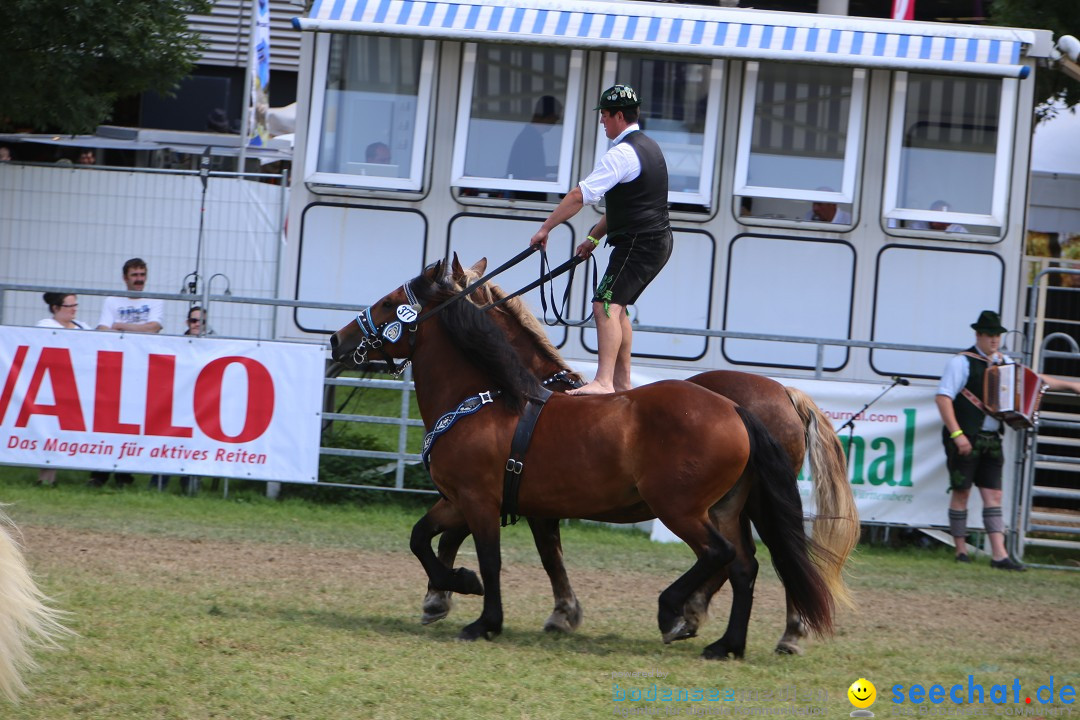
[382,300,394,309]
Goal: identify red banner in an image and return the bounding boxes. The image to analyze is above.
[1,327,324,482]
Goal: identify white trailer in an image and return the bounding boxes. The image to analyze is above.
[280,0,1056,530]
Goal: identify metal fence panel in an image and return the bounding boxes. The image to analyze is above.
[0,163,284,339]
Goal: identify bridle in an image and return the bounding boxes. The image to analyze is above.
[348,278,422,376]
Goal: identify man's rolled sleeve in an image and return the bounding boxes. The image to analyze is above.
[937,354,969,399]
[578,143,639,205]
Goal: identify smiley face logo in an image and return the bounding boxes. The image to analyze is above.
[848,678,877,709]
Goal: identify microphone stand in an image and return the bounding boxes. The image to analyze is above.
[837,377,908,467]
[184,148,213,298]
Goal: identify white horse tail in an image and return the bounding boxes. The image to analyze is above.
[0,506,70,702]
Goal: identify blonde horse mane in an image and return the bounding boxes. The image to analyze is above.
[0,506,70,702]
[459,268,585,386]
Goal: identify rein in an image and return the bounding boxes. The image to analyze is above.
[480,249,596,329]
[414,246,539,325]
[538,250,597,327]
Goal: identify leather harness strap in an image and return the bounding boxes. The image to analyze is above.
[542,369,583,389]
[957,351,998,417]
[501,387,553,527]
[422,390,500,470]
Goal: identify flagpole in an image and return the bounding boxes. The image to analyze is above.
[237,0,259,174]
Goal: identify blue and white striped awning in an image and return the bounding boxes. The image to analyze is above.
[294,0,1046,78]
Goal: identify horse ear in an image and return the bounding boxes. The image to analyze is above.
[469,258,488,276]
[450,252,464,279]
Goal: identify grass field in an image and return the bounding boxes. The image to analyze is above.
[2,468,1078,720]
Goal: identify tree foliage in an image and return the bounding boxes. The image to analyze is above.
[990,0,1080,121]
[0,0,211,134]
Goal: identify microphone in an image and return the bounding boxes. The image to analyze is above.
[892,376,910,386]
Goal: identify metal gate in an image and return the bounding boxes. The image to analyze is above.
[1017,267,1080,569]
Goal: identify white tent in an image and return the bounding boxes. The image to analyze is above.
[1029,105,1080,240]
[1031,106,1080,176]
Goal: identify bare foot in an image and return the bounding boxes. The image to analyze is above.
[567,380,615,396]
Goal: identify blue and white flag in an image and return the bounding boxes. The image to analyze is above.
[248,0,272,147]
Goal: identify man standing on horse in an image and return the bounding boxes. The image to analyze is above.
[529,84,672,395]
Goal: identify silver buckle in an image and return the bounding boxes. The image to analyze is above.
[479,391,494,404]
[505,459,523,474]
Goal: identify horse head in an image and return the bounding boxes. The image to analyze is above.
[330,260,447,371]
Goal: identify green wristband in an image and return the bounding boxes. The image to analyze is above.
[587,235,600,247]
[950,429,964,439]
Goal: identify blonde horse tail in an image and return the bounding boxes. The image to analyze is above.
[0,506,70,702]
[785,387,860,612]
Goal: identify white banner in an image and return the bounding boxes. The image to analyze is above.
[0,327,325,482]
[578,364,1018,536]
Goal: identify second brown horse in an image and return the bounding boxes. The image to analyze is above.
[413,257,858,657]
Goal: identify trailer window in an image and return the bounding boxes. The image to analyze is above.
[735,63,864,228]
[884,73,1014,238]
[305,35,434,191]
[594,54,723,210]
[451,44,582,201]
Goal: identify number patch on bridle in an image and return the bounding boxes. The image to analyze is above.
[396,304,419,323]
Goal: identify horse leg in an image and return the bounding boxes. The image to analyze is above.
[776,597,807,655]
[676,572,725,641]
[410,501,484,600]
[655,519,736,644]
[676,476,755,640]
[457,515,504,642]
[421,524,472,625]
[527,517,583,633]
[702,512,759,660]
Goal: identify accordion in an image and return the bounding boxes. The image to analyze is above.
[983,363,1047,429]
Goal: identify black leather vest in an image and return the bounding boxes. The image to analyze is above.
[604,130,669,240]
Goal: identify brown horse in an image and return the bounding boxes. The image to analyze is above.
[331,260,836,655]
[0,506,69,701]
[414,257,858,656]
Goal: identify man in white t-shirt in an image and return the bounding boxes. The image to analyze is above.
[96,257,164,333]
[90,257,163,488]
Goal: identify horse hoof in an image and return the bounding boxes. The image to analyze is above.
[457,623,498,642]
[543,601,583,633]
[421,591,453,624]
[702,641,744,661]
[543,613,575,633]
[661,618,696,644]
[453,567,484,596]
[775,641,804,656]
[421,608,449,625]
